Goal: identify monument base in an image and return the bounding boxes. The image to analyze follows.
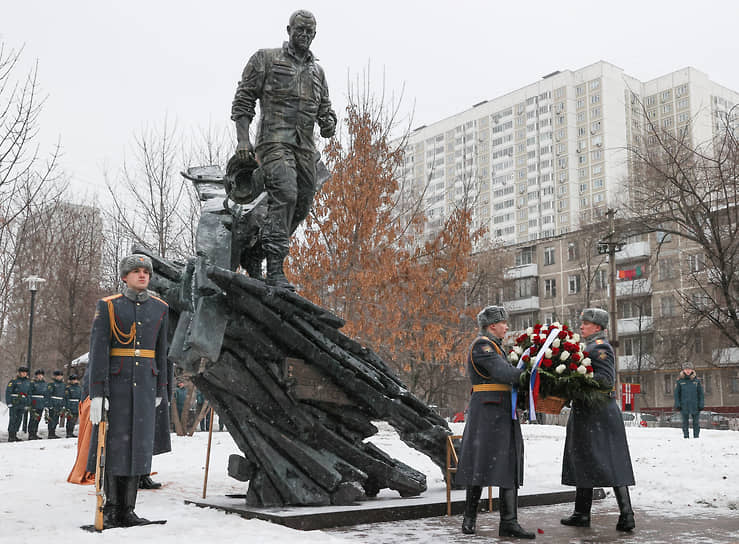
[185,487,606,531]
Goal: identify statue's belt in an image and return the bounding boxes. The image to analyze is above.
[110,348,156,358]
[472,384,511,392]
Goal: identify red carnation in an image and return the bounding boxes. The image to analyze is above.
[571,352,581,363]
[558,331,568,339]
[533,336,543,345]
[569,362,578,370]
[586,365,594,373]
[522,355,530,363]
[533,324,542,333]
[562,324,569,331]
[542,358,553,368]
[551,347,560,356]
[583,351,590,357]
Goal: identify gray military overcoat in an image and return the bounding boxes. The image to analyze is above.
[86,290,170,476]
[561,331,635,487]
[455,333,525,489]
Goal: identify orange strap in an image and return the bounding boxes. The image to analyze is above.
[107,299,135,345]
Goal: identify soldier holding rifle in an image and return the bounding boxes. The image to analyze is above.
[86,254,170,529]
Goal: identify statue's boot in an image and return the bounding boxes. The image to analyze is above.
[266,255,295,291]
[561,487,592,527]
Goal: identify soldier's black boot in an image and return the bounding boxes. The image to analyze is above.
[499,488,536,539]
[614,486,635,532]
[560,487,592,527]
[29,431,40,440]
[48,431,59,439]
[139,475,162,489]
[461,485,482,534]
[118,476,151,527]
[8,432,19,442]
[266,255,295,291]
[102,474,121,528]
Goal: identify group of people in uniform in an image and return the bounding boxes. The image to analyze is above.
[456,305,636,539]
[5,367,82,441]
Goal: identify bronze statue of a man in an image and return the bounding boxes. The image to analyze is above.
[231,9,337,290]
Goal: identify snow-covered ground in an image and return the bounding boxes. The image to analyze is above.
[0,402,737,543]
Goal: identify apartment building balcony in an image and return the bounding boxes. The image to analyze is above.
[614,241,650,263]
[610,278,652,297]
[503,296,540,314]
[504,263,538,280]
[617,316,654,335]
[713,347,739,367]
[618,354,656,371]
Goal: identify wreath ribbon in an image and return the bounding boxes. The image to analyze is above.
[511,327,561,421]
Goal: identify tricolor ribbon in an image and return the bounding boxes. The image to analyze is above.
[511,327,561,421]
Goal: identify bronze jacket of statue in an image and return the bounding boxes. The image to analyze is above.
[231,41,336,152]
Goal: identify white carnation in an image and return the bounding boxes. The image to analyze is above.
[555,364,566,374]
[571,333,580,342]
[580,342,586,352]
[540,333,548,341]
[552,321,562,329]
[526,327,534,335]
[576,365,587,375]
[508,352,519,363]
[582,357,592,366]
[587,371,594,378]
[552,338,561,348]
[560,351,571,361]
[545,349,553,358]
[514,346,524,355]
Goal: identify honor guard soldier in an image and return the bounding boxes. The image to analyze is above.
[561,308,636,532]
[86,254,170,528]
[64,374,82,438]
[6,366,32,442]
[46,370,66,438]
[28,369,48,440]
[455,306,535,539]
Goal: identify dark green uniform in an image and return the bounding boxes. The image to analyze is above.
[46,374,67,438]
[6,372,31,441]
[28,375,48,439]
[674,370,704,438]
[64,379,82,438]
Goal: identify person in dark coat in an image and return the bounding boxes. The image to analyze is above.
[28,369,47,440]
[64,374,82,438]
[46,370,66,438]
[6,366,31,442]
[86,254,170,528]
[561,308,636,532]
[455,305,535,539]
[674,368,704,438]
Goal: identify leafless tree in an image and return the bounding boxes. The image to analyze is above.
[105,116,195,261]
[624,102,739,349]
[0,42,62,384]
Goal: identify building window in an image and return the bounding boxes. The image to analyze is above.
[595,269,607,290]
[730,374,739,394]
[664,374,674,395]
[545,278,557,298]
[703,374,711,395]
[516,246,535,266]
[660,295,676,317]
[544,246,556,265]
[567,242,579,260]
[658,258,676,280]
[688,254,705,273]
[568,274,581,294]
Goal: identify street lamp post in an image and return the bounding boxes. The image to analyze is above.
[22,275,46,374]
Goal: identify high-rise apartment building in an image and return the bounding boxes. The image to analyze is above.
[401,61,739,246]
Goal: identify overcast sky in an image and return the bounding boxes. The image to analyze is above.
[4,0,739,197]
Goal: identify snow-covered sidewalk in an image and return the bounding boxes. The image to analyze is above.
[1,403,737,543]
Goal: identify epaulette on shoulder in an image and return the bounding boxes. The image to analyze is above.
[102,293,123,302]
[595,339,604,344]
[150,295,168,307]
